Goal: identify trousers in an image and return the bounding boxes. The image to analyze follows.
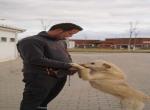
[20,72,67,110]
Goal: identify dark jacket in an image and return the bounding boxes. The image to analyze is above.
[17,31,72,79]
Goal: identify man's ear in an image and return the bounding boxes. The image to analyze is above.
[103,63,111,69]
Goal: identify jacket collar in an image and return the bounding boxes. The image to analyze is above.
[38,31,59,40]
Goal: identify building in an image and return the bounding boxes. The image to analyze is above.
[68,39,101,48]
[97,38,150,49]
[67,40,75,48]
[68,38,150,49]
[0,24,25,62]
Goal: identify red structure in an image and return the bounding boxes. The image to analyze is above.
[98,38,150,49]
[70,38,150,49]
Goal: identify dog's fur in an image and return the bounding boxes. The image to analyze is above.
[71,60,149,110]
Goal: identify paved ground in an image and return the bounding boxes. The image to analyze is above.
[0,53,150,110]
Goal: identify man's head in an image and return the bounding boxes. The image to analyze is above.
[48,23,83,39]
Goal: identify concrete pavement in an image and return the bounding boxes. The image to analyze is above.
[0,53,150,110]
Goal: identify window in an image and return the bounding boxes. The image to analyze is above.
[10,38,15,42]
[1,37,7,42]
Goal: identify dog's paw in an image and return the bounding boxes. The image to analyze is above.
[70,63,85,69]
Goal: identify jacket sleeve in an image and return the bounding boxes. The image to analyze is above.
[17,39,71,69]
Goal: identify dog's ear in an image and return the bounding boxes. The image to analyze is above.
[103,63,111,69]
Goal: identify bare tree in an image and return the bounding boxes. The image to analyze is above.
[128,21,138,51]
[133,30,139,51]
[39,19,50,31]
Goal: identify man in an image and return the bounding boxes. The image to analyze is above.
[17,23,83,110]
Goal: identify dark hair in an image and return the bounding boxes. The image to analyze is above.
[49,23,83,31]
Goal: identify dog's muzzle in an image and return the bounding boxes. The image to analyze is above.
[80,64,89,69]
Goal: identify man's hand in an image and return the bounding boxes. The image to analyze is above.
[46,68,57,76]
[68,63,81,75]
[68,67,78,75]
[68,62,85,75]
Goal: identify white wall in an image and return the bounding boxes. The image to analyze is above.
[0,30,18,62]
[68,41,75,48]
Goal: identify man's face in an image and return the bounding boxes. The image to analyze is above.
[56,29,80,39]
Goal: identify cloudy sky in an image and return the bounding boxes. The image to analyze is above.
[0,0,150,40]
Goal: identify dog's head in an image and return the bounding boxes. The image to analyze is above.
[80,60,112,72]
[79,60,125,79]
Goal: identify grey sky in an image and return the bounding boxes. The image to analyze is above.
[0,0,150,39]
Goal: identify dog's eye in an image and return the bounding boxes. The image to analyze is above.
[91,62,95,65]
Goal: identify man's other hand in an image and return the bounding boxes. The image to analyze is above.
[68,66,78,75]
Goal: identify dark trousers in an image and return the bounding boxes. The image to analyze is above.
[20,73,67,110]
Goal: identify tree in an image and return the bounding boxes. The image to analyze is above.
[128,21,138,51]
[39,19,50,31]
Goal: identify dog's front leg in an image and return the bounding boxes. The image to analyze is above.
[79,69,107,81]
[79,69,93,80]
[70,63,93,80]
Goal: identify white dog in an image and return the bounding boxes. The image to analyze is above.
[71,60,149,110]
